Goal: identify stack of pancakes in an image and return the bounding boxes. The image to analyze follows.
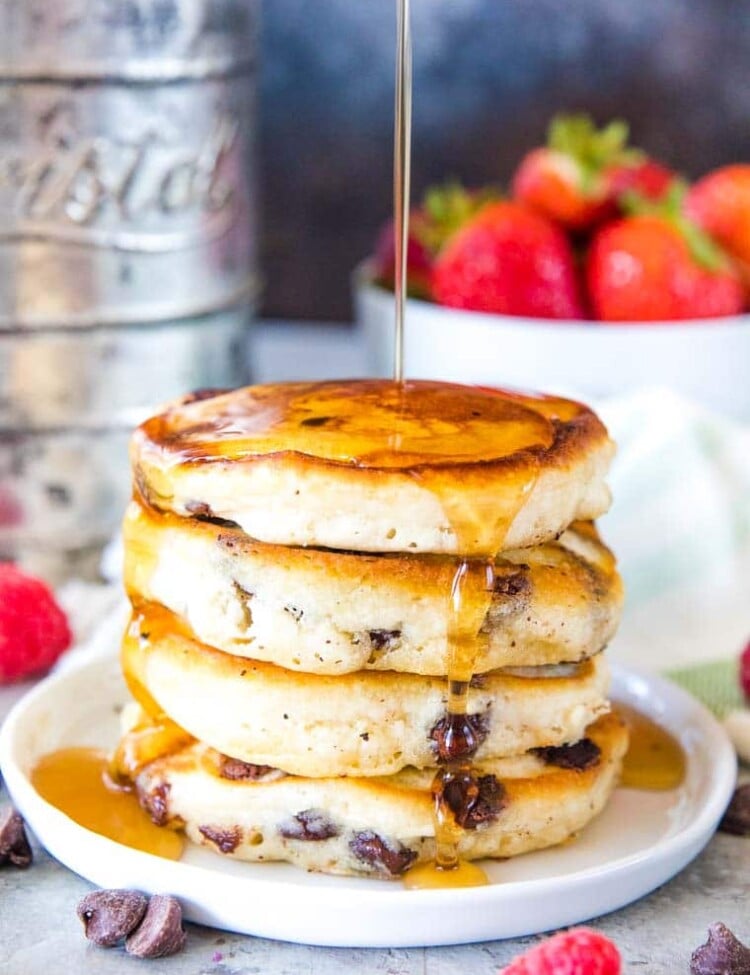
[117,379,627,879]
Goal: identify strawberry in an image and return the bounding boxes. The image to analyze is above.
[686,164,750,271]
[586,187,744,321]
[513,114,675,230]
[500,927,621,975]
[512,115,630,230]
[0,563,72,683]
[740,640,750,700]
[371,184,499,299]
[432,201,585,319]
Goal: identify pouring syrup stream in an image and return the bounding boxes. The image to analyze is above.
[393,0,412,384]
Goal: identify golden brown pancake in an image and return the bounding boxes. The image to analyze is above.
[124,500,623,676]
[131,712,628,878]
[122,606,611,778]
[131,380,614,555]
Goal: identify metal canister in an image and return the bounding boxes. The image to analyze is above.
[0,0,258,580]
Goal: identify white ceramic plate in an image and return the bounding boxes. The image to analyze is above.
[0,656,736,948]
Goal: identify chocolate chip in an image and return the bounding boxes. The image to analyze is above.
[300,416,332,427]
[218,756,276,781]
[719,784,750,836]
[430,712,489,763]
[439,769,507,830]
[368,629,401,653]
[467,775,507,828]
[349,831,417,876]
[690,922,750,975]
[125,894,187,959]
[532,738,602,771]
[0,808,33,868]
[279,809,340,841]
[199,825,243,854]
[138,782,171,826]
[77,889,148,947]
[492,567,531,599]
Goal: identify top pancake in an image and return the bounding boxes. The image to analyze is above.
[132,380,614,555]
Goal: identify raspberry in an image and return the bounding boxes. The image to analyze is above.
[740,641,750,700]
[0,563,72,684]
[501,927,621,975]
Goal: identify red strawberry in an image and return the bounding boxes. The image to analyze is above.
[513,115,635,230]
[513,114,676,231]
[586,196,744,322]
[432,201,585,319]
[0,563,72,683]
[740,640,750,700]
[371,214,434,299]
[605,159,675,204]
[686,164,750,271]
[500,927,621,975]
[371,185,499,299]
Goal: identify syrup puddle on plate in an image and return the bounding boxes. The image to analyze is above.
[615,703,687,791]
[31,746,183,860]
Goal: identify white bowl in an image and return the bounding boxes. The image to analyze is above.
[355,272,750,418]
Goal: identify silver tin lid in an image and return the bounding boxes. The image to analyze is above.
[0,0,258,81]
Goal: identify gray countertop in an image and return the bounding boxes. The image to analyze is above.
[1,789,748,974]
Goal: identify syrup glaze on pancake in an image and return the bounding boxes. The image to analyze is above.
[132,380,613,557]
[138,379,565,467]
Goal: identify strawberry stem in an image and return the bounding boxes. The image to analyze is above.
[548,113,641,186]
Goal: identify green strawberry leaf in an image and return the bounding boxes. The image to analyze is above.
[548,113,642,189]
[420,182,501,253]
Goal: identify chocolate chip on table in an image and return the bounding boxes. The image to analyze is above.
[279,809,340,841]
[0,807,33,868]
[349,830,417,876]
[77,890,148,947]
[719,784,750,837]
[125,894,187,959]
[690,922,750,975]
[532,737,602,772]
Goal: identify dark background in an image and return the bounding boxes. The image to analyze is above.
[259,0,750,321]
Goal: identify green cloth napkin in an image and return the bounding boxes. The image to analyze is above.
[667,659,744,719]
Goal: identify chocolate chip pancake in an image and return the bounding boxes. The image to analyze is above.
[124,500,623,676]
[130,711,627,879]
[131,380,614,556]
[122,606,611,778]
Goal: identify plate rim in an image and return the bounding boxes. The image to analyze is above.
[0,654,738,945]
